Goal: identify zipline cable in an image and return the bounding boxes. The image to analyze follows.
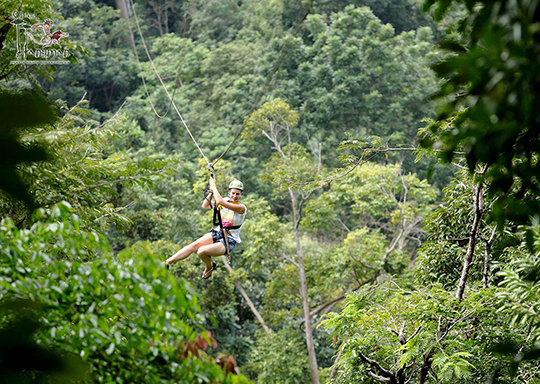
[126,13,182,120]
[211,2,312,166]
[126,0,311,168]
[127,0,210,166]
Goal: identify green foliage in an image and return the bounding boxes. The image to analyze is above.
[305,162,437,248]
[0,101,181,235]
[0,202,243,382]
[0,299,87,383]
[261,143,319,193]
[0,92,55,208]
[239,195,289,272]
[243,98,300,141]
[497,228,540,342]
[185,0,245,43]
[9,0,540,381]
[313,0,432,34]
[415,171,480,287]
[323,284,525,383]
[296,6,439,147]
[246,328,311,384]
[432,351,475,380]
[45,0,134,109]
[414,170,519,290]
[422,0,540,226]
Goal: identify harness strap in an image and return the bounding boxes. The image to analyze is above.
[224,224,242,229]
[213,205,231,262]
[212,203,242,229]
[206,189,242,262]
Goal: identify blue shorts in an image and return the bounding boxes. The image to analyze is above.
[219,237,236,253]
[210,230,237,253]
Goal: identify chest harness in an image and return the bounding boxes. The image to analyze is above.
[206,166,243,262]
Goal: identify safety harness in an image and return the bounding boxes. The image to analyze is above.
[212,204,242,262]
[206,165,243,262]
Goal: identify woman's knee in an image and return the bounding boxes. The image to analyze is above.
[197,246,209,257]
[198,243,224,258]
[193,235,211,251]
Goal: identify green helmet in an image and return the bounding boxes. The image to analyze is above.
[228,180,244,191]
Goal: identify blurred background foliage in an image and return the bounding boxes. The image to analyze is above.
[1,0,539,382]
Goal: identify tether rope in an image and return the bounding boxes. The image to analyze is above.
[127,18,172,119]
[126,0,311,168]
[128,0,210,165]
[211,3,311,166]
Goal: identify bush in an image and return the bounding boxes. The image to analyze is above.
[0,202,250,382]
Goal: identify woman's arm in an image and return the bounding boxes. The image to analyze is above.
[209,178,246,214]
[202,193,214,209]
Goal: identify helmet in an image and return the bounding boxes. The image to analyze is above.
[228,180,244,191]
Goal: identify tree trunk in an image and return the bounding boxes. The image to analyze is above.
[455,175,484,300]
[418,351,433,384]
[116,0,135,44]
[290,189,320,384]
[116,0,130,19]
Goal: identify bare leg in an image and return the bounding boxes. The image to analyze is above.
[198,242,226,275]
[166,234,213,265]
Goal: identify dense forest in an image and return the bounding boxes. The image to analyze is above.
[0,0,539,383]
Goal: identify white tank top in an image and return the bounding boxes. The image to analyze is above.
[213,198,247,243]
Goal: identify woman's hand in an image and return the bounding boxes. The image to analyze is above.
[209,177,224,205]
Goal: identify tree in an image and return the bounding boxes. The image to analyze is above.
[323,267,537,383]
[0,202,251,382]
[245,98,322,384]
[287,6,439,158]
[421,0,540,227]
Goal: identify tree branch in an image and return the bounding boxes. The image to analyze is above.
[358,351,397,383]
[330,342,345,380]
[418,350,434,384]
[221,256,271,334]
[456,165,486,300]
[309,274,378,318]
[280,253,299,268]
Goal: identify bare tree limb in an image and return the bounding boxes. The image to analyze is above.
[405,326,422,344]
[221,256,271,334]
[358,351,397,383]
[309,274,378,318]
[337,217,351,233]
[451,162,468,171]
[456,165,487,300]
[280,253,299,268]
[366,371,392,383]
[330,342,345,380]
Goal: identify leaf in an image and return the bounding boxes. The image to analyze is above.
[0,92,56,207]
[106,342,115,355]
[439,39,467,53]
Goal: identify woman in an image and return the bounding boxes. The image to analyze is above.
[165,177,247,279]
